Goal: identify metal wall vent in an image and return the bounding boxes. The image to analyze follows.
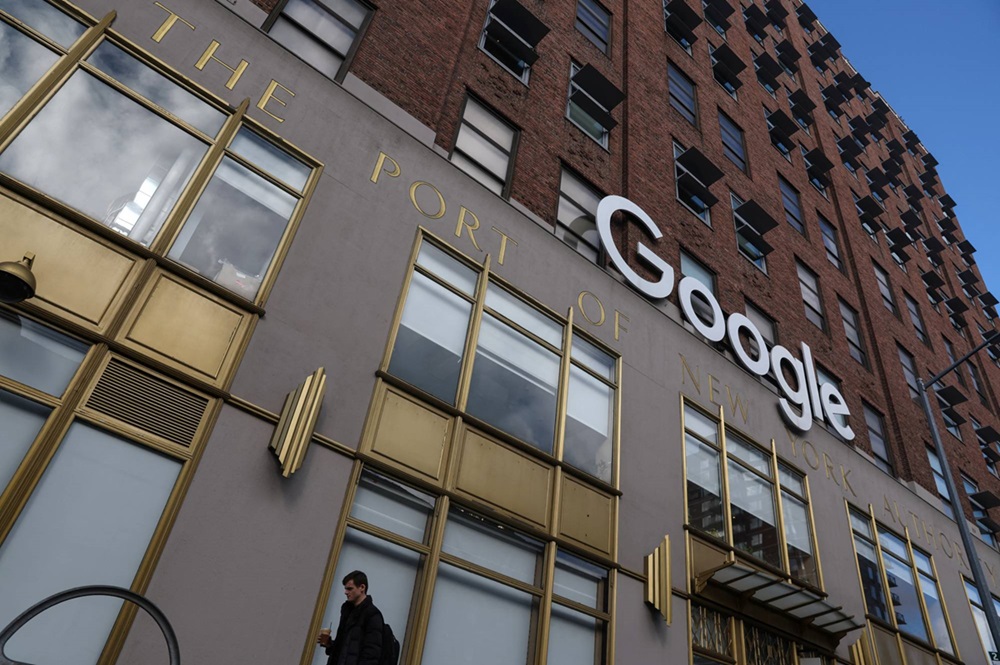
[87,358,208,447]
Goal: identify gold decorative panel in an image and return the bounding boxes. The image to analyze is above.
[871,625,900,665]
[900,641,936,665]
[454,429,552,528]
[0,194,139,330]
[744,624,793,665]
[269,368,327,478]
[119,269,249,386]
[691,604,732,657]
[368,387,450,482]
[644,535,671,623]
[690,537,729,582]
[559,476,614,555]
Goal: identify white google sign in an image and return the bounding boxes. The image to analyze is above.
[596,195,855,441]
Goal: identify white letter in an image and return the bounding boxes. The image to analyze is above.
[771,345,812,431]
[821,383,856,441]
[678,276,725,341]
[727,313,770,375]
[596,196,674,299]
[800,342,824,417]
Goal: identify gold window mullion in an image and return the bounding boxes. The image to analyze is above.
[902,529,937,651]
[553,307,573,464]
[802,474,824,591]
[771,440,791,576]
[454,254,491,412]
[533,541,558,665]
[405,494,450,665]
[612,355,622,490]
[718,404,734,547]
[928,555,960,662]
[146,98,249,256]
[867,506,901,633]
[0,11,114,149]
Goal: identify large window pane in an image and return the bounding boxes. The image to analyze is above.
[387,272,472,404]
[313,528,420,665]
[781,493,816,585]
[349,471,434,543]
[881,553,928,642]
[0,423,180,665]
[0,390,51,494]
[442,508,543,584]
[0,0,85,47]
[854,536,889,623]
[415,243,478,296]
[547,602,604,665]
[0,71,207,245]
[167,156,297,299]
[86,42,225,136]
[485,285,563,347]
[0,21,59,119]
[686,436,725,539]
[422,563,535,665]
[466,314,559,453]
[229,127,311,192]
[565,365,612,482]
[727,461,780,567]
[0,311,88,396]
[918,572,952,654]
[553,551,607,609]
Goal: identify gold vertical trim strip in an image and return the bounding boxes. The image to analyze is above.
[717,404,733,546]
[771,439,791,575]
[0,11,115,148]
[868,504,901,636]
[552,308,573,463]
[298,460,366,665]
[643,535,671,622]
[613,354,622,491]
[802,472,825,592]
[929,557,960,662]
[455,253,490,412]
[268,368,327,477]
[607,567,617,665]
[902,528,937,652]
[534,540,558,665]
[406,494,450,665]
[378,230,426,372]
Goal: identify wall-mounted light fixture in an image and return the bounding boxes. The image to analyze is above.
[0,252,36,304]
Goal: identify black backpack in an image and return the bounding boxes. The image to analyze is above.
[379,622,400,665]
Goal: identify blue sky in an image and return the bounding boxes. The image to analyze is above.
[807,0,1000,308]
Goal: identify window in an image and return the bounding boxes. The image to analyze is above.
[387,236,620,483]
[801,145,829,196]
[944,337,966,387]
[668,62,697,125]
[778,176,804,234]
[898,345,919,399]
[268,0,372,81]
[709,43,743,97]
[839,300,867,366]
[818,215,841,269]
[702,0,728,38]
[479,0,550,83]
[576,0,611,53]
[684,403,819,585]
[796,262,824,329]
[451,96,518,197]
[862,403,893,475]
[680,250,717,323]
[849,508,955,655]
[732,193,768,271]
[969,362,988,407]
[963,476,997,547]
[973,417,1000,478]
[965,579,1000,659]
[901,292,928,345]
[873,262,897,315]
[718,111,747,171]
[314,470,612,665]
[556,167,603,262]
[0,17,317,304]
[926,447,954,516]
[567,62,624,147]
[664,0,701,52]
[674,142,721,224]
[765,108,794,159]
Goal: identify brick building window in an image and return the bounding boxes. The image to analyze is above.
[451,96,518,197]
[796,261,824,329]
[731,193,766,271]
[718,111,747,171]
[873,262,897,315]
[818,214,841,269]
[926,448,954,516]
[668,62,697,125]
[567,62,624,148]
[576,0,611,53]
[779,176,804,234]
[479,0,550,83]
[898,345,919,399]
[862,403,893,475]
[963,476,998,547]
[839,299,866,366]
[556,167,602,263]
[904,292,929,345]
[267,0,373,81]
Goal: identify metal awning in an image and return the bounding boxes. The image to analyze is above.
[923,237,946,254]
[980,292,999,308]
[936,384,968,407]
[697,561,864,635]
[921,269,945,289]
[676,147,724,187]
[959,269,979,285]
[945,297,969,315]
[796,3,817,28]
[665,0,703,44]
[734,200,779,235]
[804,148,833,175]
[855,195,883,218]
[971,491,1000,510]
[958,239,976,256]
[886,228,911,248]
[789,89,816,112]
[939,193,957,210]
[977,425,1000,443]
[712,42,746,75]
[900,210,921,229]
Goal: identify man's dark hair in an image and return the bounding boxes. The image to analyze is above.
[342,570,369,591]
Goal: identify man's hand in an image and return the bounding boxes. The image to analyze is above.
[317,630,332,647]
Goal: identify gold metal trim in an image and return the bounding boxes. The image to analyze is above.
[771,439,791,575]
[268,368,327,477]
[455,253,490,412]
[802,471,825,592]
[406,494,450,665]
[534,541,557,665]
[553,307,573,463]
[645,534,672,623]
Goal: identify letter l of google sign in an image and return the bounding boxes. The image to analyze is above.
[596,195,855,441]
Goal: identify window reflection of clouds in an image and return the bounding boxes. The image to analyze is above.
[229,127,311,191]
[86,41,225,136]
[0,22,58,118]
[167,157,296,299]
[0,71,207,246]
[0,0,85,47]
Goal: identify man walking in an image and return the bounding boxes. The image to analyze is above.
[317,570,384,665]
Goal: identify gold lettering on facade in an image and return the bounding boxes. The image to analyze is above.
[408,181,446,219]
[938,531,954,559]
[151,2,195,43]
[707,374,723,407]
[822,452,840,487]
[725,386,749,425]
[256,79,294,123]
[195,40,249,90]
[679,355,701,394]
[614,310,629,341]
[455,207,482,251]
[577,291,606,326]
[490,227,517,265]
[801,440,821,470]
[840,465,856,497]
[370,152,401,183]
[883,496,902,525]
[985,561,997,586]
